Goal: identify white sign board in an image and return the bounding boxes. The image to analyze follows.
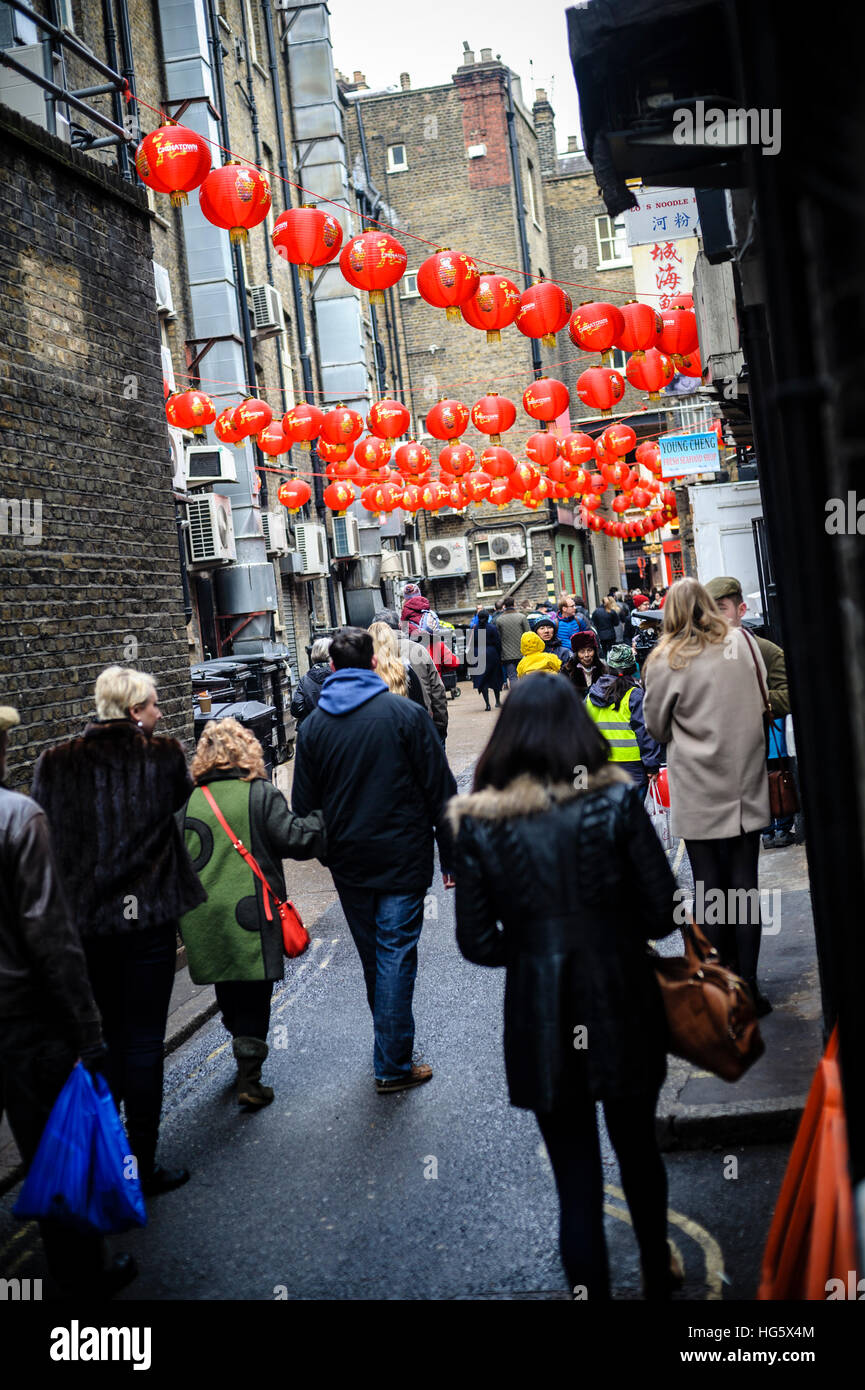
[623,188,701,247]
[660,432,720,479]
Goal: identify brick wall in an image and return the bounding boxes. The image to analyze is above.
[0,107,194,791]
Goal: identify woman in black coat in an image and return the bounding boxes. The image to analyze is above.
[449,674,680,1299]
[467,610,504,711]
[591,596,619,655]
[31,665,206,1198]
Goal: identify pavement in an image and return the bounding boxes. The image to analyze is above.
[0,678,825,1193]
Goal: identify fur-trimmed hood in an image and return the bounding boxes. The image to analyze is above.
[446,764,629,832]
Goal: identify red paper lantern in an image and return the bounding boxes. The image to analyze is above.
[678,349,703,378]
[282,403,324,451]
[657,306,699,364]
[587,472,607,495]
[636,441,662,476]
[394,441,433,477]
[626,349,675,400]
[487,477,512,507]
[576,367,626,416]
[661,488,677,508]
[668,294,693,310]
[165,389,216,435]
[471,394,516,445]
[631,486,653,509]
[400,483,423,512]
[361,480,402,514]
[323,480,356,513]
[233,397,273,438]
[560,432,596,468]
[516,280,573,347]
[480,446,516,478]
[427,399,471,443]
[418,480,449,512]
[523,377,570,425]
[600,423,636,458]
[439,443,476,477]
[525,432,560,469]
[368,398,411,440]
[507,462,541,501]
[416,248,480,322]
[320,406,364,447]
[199,161,271,243]
[215,405,244,446]
[463,471,493,504]
[649,508,666,529]
[545,456,576,486]
[445,481,467,510]
[339,231,407,305]
[277,478,311,513]
[600,460,631,487]
[317,439,352,463]
[325,459,360,480]
[461,275,521,343]
[568,301,625,361]
[568,467,591,495]
[134,123,211,207]
[353,435,392,470]
[612,493,631,514]
[272,204,343,279]
[614,300,663,353]
[582,507,604,529]
[257,422,290,457]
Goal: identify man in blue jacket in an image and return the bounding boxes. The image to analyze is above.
[292,628,457,1094]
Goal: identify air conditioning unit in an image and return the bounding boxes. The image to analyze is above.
[186,493,236,567]
[261,510,289,556]
[332,514,361,558]
[424,537,470,577]
[184,444,238,488]
[294,521,328,575]
[153,261,175,317]
[250,284,284,335]
[408,541,423,575]
[488,532,526,560]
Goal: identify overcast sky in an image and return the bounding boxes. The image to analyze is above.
[327,0,583,154]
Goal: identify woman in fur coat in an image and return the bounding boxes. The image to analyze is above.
[31,665,207,1197]
[449,673,681,1300]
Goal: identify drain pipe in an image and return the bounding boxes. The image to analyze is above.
[465,517,555,601]
[505,68,541,379]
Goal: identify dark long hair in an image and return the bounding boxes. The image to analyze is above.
[603,673,638,709]
[472,673,609,791]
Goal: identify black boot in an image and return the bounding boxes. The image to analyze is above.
[233,1037,274,1108]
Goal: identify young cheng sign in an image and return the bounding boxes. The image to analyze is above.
[659,431,720,479]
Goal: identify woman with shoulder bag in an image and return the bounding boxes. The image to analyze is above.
[178,718,326,1108]
[449,674,681,1300]
[642,578,772,1015]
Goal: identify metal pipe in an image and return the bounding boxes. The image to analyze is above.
[354,103,387,395]
[6,0,129,86]
[114,0,139,161]
[99,0,130,178]
[0,50,128,138]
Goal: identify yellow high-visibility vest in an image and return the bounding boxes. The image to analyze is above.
[584,686,641,761]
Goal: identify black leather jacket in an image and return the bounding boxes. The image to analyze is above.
[0,785,102,1048]
[450,768,678,1112]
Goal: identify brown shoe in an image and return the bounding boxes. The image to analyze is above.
[375,1063,433,1094]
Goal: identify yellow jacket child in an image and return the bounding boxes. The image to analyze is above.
[517,631,562,678]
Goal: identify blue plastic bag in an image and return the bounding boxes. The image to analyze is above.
[13,1062,147,1234]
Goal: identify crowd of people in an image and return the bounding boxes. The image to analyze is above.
[0,572,793,1301]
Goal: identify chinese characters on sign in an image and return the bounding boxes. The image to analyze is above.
[622,187,701,247]
[631,235,699,312]
[649,239,685,308]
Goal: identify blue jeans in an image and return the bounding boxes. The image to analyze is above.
[503,660,519,687]
[335,882,425,1081]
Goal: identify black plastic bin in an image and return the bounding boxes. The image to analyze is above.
[191,660,252,703]
[192,698,278,778]
[239,655,293,765]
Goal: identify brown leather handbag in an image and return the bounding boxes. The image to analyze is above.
[741,629,800,820]
[652,921,765,1082]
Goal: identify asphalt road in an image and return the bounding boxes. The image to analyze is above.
[0,859,790,1301]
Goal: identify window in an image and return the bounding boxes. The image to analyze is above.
[475,541,500,593]
[387,143,408,172]
[400,273,419,298]
[595,214,632,268]
[609,348,627,370]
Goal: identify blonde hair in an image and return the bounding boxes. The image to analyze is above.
[603,595,616,613]
[95,665,156,721]
[647,577,729,671]
[190,717,267,783]
[368,621,408,697]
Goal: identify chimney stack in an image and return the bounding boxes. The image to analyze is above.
[567,135,579,153]
[480,47,493,62]
[532,88,557,177]
[400,72,411,90]
[461,41,475,66]
[352,70,368,89]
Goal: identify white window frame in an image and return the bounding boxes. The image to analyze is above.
[595,214,632,269]
[525,159,541,229]
[387,143,408,173]
[400,272,419,298]
[475,542,501,595]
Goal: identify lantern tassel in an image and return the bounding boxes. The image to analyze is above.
[542,333,556,348]
[229,227,249,245]
[490,433,501,446]
[446,306,461,323]
[486,330,501,345]
[170,190,189,209]
[298,440,311,451]
[369,290,385,306]
[299,264,314,282]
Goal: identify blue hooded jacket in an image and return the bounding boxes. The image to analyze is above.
[317,668,388,716]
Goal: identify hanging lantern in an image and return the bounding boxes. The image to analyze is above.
[460,274,521,343]
[533,475,555,501]
[613,300,663,353]
[400,483,423,512]
[134,123,212,207]
[568,467,591,495]
[581,496,602,516]
[649,508,666,529]
[277,478,312,513]
[233,396,273,438]
[272,204,343,279]
[323,480,356,514]
[353,435,392,470]
[417,248,480,322]
[668,293,694,310]
[545,456,576,486]
[525,432,560,469]
[622,468,640,492]
[394,441,433,477]
[507,462,541,502]
[215,404,244,446]
[560,432,596,468]
[600,423,636,458]
[445,481,467,510]
[426,398,471,443]
[600,460,631,488]
[576,367,626,416]
[661,488,677,508]
[678,348,703,378]
[480,446,516,479]
[320,405,364,447]
[282,402,324,451]
[418,480,449,512]
[339,230,407,305]
[626,349,675,401]
[567,301,625,362]
[594,437,616,471]
[657,306,699,365]
[471,393,516,445]
[463,471,493,504]
[523,377,570,426]
[587,472,607,495]
[515,280,573,347]
[165,389,216,435]
[487,477,512,507]
[317,439,352,463]
[325,459,360,481]
[199,161,271,243]
[636,441,662,476]
[631,486,653,509]
[257,422,290,457]
[439,443,476,477]
[360,480,400,515]
[611,493,631,515]
[368,398,411,440]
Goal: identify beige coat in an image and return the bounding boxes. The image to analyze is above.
[642,626,770,839]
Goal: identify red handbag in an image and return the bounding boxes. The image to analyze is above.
[200,785,310,958]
